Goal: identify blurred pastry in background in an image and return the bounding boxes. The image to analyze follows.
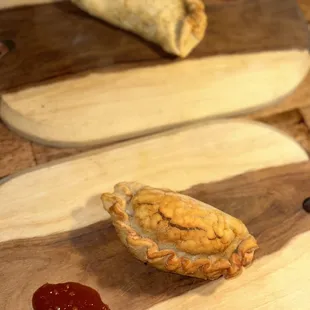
[71,0,208,57]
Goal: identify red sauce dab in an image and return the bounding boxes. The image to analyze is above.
[32,282,111,310]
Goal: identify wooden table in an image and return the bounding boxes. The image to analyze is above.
[2,85,310,178]
[0,0,310,178]
[1,2,310,309]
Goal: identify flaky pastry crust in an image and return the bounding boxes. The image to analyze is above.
[101,182,258,280]
[71,0,207,57]
[177,0,208,57]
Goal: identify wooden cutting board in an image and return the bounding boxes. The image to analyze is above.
[0,120,309,309]
[151,163,310,310]
[0,0,309,147]
[1,162,309,309]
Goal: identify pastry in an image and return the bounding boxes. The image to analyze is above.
[71,0,207,57]
[101,182,259,280]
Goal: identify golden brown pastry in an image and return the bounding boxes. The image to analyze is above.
[71,0,207,57]
[101,182,258,280]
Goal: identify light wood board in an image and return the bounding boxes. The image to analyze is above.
[150,165,310,310]
[0,121,309,308]
[0,120,307,242]
[0,0,309,147]
[0,0,60,9]
[2,106,310,179]
[1,50,309,148]
[257,109,310,155]
[1,0,308,92]
[1,0,310,177]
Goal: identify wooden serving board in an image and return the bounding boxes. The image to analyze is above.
[0,0,61,9]
[0,0,309,147]
[0,120,308,241]
[151,163,310,310]
[1,163,310,309]
[0,120,309,309]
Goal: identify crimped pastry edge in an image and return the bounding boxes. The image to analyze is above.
[101,182,259,280]
[177,0,208,57]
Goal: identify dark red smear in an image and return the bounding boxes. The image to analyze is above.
[32,282,111,310]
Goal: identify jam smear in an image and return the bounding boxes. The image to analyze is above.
[32,282,111,310]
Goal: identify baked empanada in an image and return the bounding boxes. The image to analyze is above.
[101,182,258,280]
[71,0,207,57]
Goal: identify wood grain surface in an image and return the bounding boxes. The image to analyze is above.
[0,0,308,93]
[2,50,309,147]
[301,104,310,127]
[0,0,61,9]
[298,0,310,22]
[0,108,308,178]
[245,67,310,119]
[1,161,309,309]
[1,92,310,178]
[1,0,309,148]
[1,0,310,177]
[0,3,309,309]
[0,120,307,242]
[0,121,35,177]
[258,109,310,154]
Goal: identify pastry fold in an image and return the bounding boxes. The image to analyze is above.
[101,182,259,280]
[71,0,207,57]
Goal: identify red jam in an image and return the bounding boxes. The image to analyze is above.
[32,282,111,310]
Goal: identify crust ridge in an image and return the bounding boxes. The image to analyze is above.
[101,182,258,280]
